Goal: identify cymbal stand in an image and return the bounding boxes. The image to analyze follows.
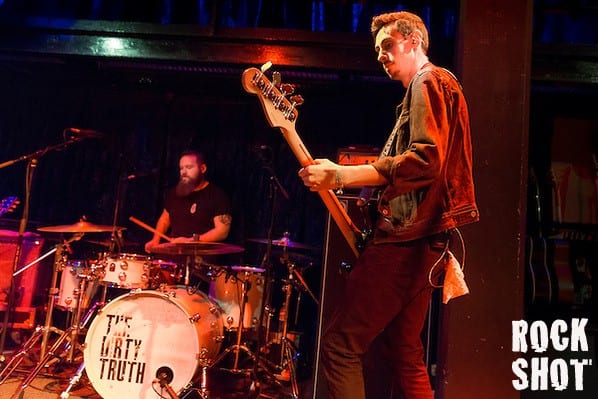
[271,259,300,398]
[59,286,107,399]
[209,272,286,399]
[41,235,87,359]
[8,271,99,399]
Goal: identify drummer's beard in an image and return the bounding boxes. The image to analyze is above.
[176,174,202,196]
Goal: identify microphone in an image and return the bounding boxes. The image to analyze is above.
[66,127,104,138]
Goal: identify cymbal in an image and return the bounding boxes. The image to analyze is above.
[150,241,245,256]
[228,265,266,274]
[38,221,125,233]
[247,236,316,250]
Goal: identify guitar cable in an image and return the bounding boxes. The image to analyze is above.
[428,228,466,288]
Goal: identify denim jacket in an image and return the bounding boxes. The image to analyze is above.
[371,64,479,243]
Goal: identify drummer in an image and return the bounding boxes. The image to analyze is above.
[144,150,232,252]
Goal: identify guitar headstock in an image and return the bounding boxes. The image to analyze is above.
[242,62,304,132]
[0,196,19,217]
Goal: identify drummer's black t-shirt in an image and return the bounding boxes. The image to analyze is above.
[164,183,231,238]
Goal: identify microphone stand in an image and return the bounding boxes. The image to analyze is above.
[156,373,180,399]
[0,136,91,356]
[252,161,291,395]
[109,159,129,255]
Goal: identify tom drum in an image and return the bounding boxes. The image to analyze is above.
[209,265,265,330]
[56,260,98,311]
[96,253,152,289]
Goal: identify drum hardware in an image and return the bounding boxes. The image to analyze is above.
[210,268,259,372]
[7,272,102,399]
[155,367,181,399]
[262,258,307,398]
[255,251,318,399]
[208,265,295,399]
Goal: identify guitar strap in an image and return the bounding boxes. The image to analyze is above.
[356,103,403,244]
[357,104,401,203]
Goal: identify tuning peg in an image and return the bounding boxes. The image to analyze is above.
[290,95,304,106]
[272,71,281,87]
[280,83,294,95]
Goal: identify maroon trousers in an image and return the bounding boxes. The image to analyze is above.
[321,236,446,399]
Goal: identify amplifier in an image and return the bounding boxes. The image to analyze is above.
[0,305,36,329]
[0,230,45,330]
[337,146,379,165]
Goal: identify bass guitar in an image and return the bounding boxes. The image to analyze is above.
[242,62,363,257]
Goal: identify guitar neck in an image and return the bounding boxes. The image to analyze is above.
[242,65,361,257]
[279,127,361,257]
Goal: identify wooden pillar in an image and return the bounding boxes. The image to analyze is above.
[437,1,533,398]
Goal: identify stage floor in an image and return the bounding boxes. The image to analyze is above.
[0,347,307,399]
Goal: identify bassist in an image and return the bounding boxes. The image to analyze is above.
[298,11,479,399]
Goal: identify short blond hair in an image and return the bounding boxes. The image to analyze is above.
[371,11,429,54]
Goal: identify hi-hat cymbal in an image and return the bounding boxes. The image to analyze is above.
[247,236,316,250]
[150,241,245,256]
[38,221,125,233]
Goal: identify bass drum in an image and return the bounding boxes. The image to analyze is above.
[83,286,223,399]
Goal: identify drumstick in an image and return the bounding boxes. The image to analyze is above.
[129,216,173,242]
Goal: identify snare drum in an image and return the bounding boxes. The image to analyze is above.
[148,259,183,288]
[84,286,223,399]
[56,260,98,311]
[209,265,265,330]
[96,253,152,289]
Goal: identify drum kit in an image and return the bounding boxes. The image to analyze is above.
[0,219,318,399]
